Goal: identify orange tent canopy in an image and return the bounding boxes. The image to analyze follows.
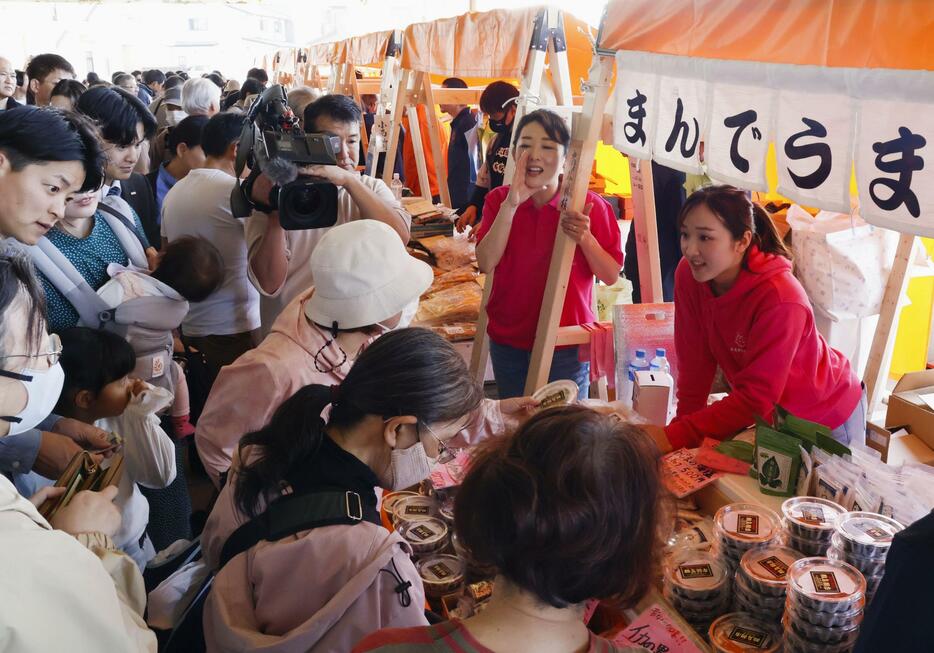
[334,30,396,68]
[402,7,594,89]
[600,0,934,70]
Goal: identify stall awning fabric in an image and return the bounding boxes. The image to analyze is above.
[334,30,394,68]
[401,6,593,86]
[603,0,934,237]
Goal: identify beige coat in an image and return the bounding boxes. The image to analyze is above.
[0,475,156,652]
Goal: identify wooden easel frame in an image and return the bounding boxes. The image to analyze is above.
[461,8,579,384]
[364,33,404,178]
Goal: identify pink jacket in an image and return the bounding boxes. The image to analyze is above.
[201,401,509,653]
[195,287,357,487]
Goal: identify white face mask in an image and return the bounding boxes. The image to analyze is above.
[165,110,187,127]
[0,363,65,435]
[381,442,438,491]
[375,298,421,335]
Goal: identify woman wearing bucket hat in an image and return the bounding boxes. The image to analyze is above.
[195,220,535,488]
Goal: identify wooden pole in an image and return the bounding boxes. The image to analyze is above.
[524,52,616,394]
[382,69,410,185]
[629,158,664,302]
[421,74,453,208]
[863,232,916,413]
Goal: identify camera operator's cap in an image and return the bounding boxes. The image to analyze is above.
[305,220,433,330]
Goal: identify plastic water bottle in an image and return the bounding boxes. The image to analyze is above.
[621,349,650,407]
[390,173,404,200]
[650,348,671,375]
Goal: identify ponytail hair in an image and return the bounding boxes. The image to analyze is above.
[234,327,484,518]
[677,185,791,261]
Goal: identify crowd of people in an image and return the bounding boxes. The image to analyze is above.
[0,48,910,653]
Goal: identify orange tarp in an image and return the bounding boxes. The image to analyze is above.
[402,8,594,87]
[402,104,450,198]
[307,41,339,66]
[600,0,934,71]
[334,30,394,67]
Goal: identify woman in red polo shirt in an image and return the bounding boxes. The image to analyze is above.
[475,109,623,399]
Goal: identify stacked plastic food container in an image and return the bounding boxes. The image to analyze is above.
[732,545,803,623]
[829,511,903,604]
[781,497,846,556]
[708,612,783,653]
[783,556,867,652]
[385,491,465,599]
[663,549,732,636]
[714,503,781,575]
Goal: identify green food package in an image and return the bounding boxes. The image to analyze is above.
[754,422,803,497]
[714,439,755,464]
[774,404,851,457]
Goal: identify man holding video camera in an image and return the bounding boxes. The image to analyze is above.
[244,93,411,331]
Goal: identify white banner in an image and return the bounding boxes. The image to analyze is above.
[652,76,706,174]
[706,84,773,191]
[612,70,659,161]
[856,99,934,238]
[613,50,934,237]
[775,90,854,213]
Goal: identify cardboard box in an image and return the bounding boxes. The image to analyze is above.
[885,369,934,452]
[867,422,934,465]
[633,370,672,425]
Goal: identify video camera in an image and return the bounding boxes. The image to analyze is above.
[230,84,341,230]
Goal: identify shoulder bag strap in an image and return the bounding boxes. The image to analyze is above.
[218,489,378,570]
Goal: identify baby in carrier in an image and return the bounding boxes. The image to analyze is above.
[96,236,225,438]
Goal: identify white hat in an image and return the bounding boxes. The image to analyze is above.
[304,220,433,330]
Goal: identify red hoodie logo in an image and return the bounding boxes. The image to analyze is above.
[731,333,747,354]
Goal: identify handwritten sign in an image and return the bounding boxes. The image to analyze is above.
[661,448,723,498]
[612,603,705,653]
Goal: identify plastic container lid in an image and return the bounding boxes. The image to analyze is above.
[666,549,729,594]
[400,518,448,551]
[782,497,846,533]
[787,557,866,606]
[382,490,418,518]
[835,511,904,547]
[532,380,579,410]
[715,503,781,544]
[740,545,803,590]
[392,494,440,524]
[708,612,782,652]
[417,554,465,594]
[656,348,666,357]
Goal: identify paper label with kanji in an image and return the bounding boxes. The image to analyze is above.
[661,448,723,498]
[612,602,705,653]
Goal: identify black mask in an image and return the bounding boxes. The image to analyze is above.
[488,117,509,133]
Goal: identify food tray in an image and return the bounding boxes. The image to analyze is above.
[714,503,781,546]
[400,518,449,556]
[665,549,730,601]
[786,557,866,614]
[834,511,904,559]
[708,612,782,652]
[417,554,465,597]
[664,586,732,616]
[782,497,846,540]
[739,545,802,596]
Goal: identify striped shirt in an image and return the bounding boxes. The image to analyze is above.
[353,620,641,653]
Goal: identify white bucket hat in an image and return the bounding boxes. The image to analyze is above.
[304,220,433,330]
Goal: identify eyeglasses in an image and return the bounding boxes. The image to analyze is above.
[0,71,15,80]
[418,420,459,465]
[0,333,63,367]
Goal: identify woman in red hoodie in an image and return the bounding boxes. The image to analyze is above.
[652,185,864,452]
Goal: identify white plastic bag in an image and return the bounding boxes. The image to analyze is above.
[787,205,899,320]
